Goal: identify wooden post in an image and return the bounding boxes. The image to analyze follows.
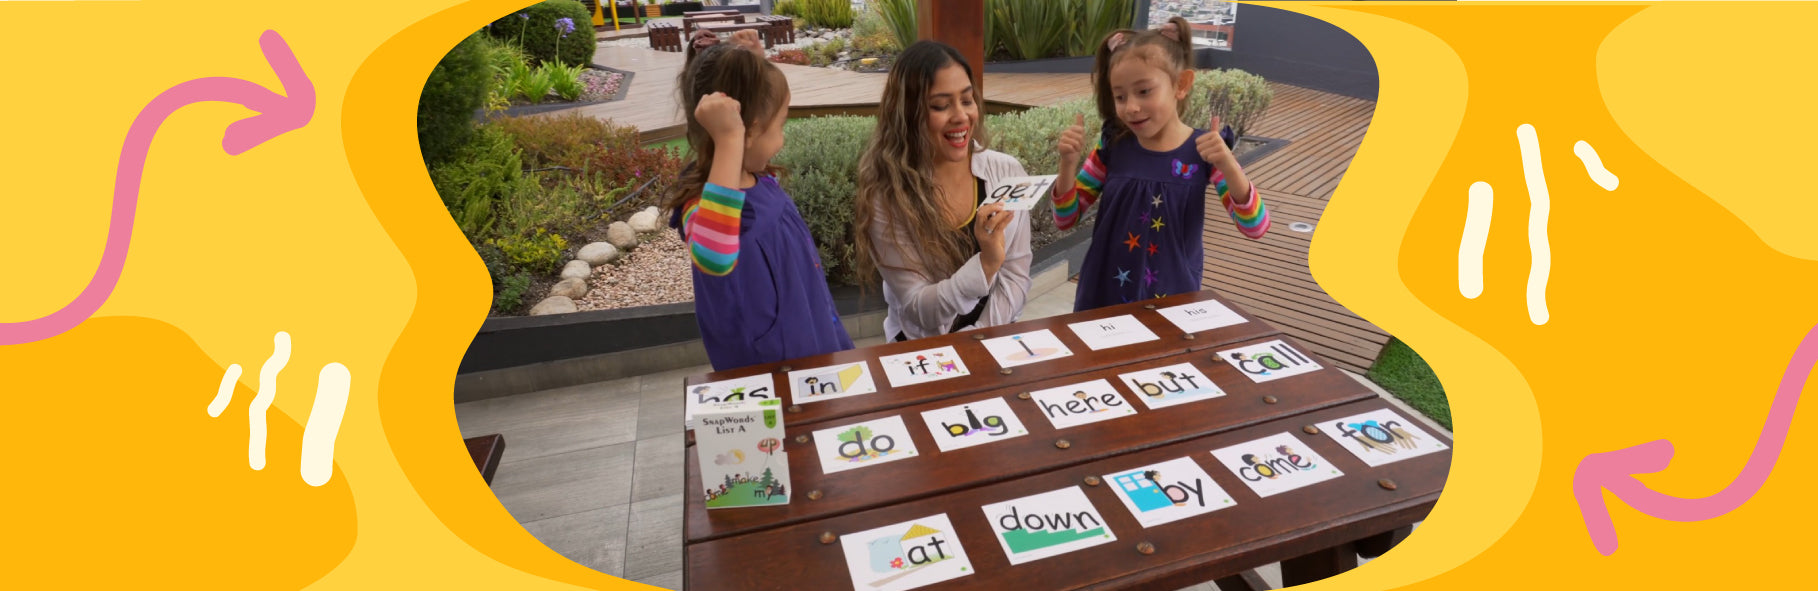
[916,0,986,97]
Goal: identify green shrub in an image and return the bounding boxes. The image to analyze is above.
[492,228,570,275]
[500,181,589,241]
[550,63,586,101]
[775,0,801,18]
[489,112,682,215]
[872,0,918,51]
[419,31,491,166]
[774,116,874,286]
[476,242,534,313]
[503,58,534,103]
[1073,0,1136,57]
[982,0,1136,61]
[1185,69,1275,140]
[488,1,596,68]
[988,0,1070,61]
[494,272,534,313]
[479,36,532,111]
[800,0,854,29]
[430,126,535,237]
[521,65,555,103]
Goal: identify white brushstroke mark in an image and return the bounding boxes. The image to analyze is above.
[1516,124,1551,325]
[1574,140,1619,191]
[209,364,243,417]
[300,362,351,487]
[250,331,291,471]
[1461,182,1494,299]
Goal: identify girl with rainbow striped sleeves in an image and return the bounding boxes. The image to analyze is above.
[1051,18,1269,312]
[665,43,852,371]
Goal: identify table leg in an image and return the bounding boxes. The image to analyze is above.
[1214,569,1272,591]
[1355,525,1414,559]
[1280,542,1357,587]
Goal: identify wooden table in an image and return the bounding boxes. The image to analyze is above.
[680,291,1450,590]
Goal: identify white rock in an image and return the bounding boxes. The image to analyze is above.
[561,260,593,281]
[550,277,590,300]
[630,209,661,233]
[577,242,620,266]
[530,296,578,316]
[607,221,638,250]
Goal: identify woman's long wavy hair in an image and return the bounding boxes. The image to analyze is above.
[1093,16,1194,144]
[854,41,988,286]
[666,44,789,216]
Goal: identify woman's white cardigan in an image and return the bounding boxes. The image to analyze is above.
[870,149,1035,341]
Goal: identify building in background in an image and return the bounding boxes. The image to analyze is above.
[1149,0,1237,50]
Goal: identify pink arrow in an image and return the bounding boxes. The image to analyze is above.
[0,30,313,347]
[1574,322,1818,555]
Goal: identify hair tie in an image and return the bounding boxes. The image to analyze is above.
[692,28,720,50]
[1106,32,1127,52]
[1158,21,1183,42]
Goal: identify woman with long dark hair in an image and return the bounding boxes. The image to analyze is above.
[855,41,1034,342]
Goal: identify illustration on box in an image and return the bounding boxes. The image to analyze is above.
[696,398,791,509]
[981,486,1117,565]
[1210,432,1343,498]
[981,329,1074,368]
[1067,314,1160,351]
[1156,300,1247,333]
[1217,340,1321,383]
[789,361,878,404]
[1028,378,1139,429]
[1105,456,1236,528]
[1117,362,1226,410]
[981,175,1057,211]
[879,346,971,387]
[840,513,975,591]
[1320,408,1448,467]
[683,374,776,430]
[920,397,1028,453]
[813,415,921,474]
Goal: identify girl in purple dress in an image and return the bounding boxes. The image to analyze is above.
[1050,17,1270,311]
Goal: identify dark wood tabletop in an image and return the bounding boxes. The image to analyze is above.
[680,291,1451,590]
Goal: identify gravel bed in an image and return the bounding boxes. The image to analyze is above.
[576,230,694,310]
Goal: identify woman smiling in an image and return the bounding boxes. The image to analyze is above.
[855,41,1035,342]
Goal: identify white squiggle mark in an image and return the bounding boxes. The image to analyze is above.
[209,364,243,417]
[1574,140,1619,191]
[300,362,351,487]
[1516,124,1551,325]
[250,331,291,471]
[1461,182,1494,299]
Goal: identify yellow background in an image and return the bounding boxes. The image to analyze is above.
[1,1,1813,588]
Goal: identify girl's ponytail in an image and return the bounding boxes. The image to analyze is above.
[667,44,788,218]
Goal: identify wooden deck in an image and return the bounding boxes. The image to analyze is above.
[1201,83,1385,375]
[576,46,1385,373]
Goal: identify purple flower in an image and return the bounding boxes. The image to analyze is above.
[555,17,575,37]
[518,12,529,19]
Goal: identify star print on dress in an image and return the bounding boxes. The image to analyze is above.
[1151,215,1165,231]
[1115,268,1131,285]
[1151,195,1164,208]
[1146,243,1158,256]
[1143,268,1159,286]
[1125,232,1142,252]
[1139,211,1150,225]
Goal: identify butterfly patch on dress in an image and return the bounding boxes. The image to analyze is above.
[1171,159,1200,178]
